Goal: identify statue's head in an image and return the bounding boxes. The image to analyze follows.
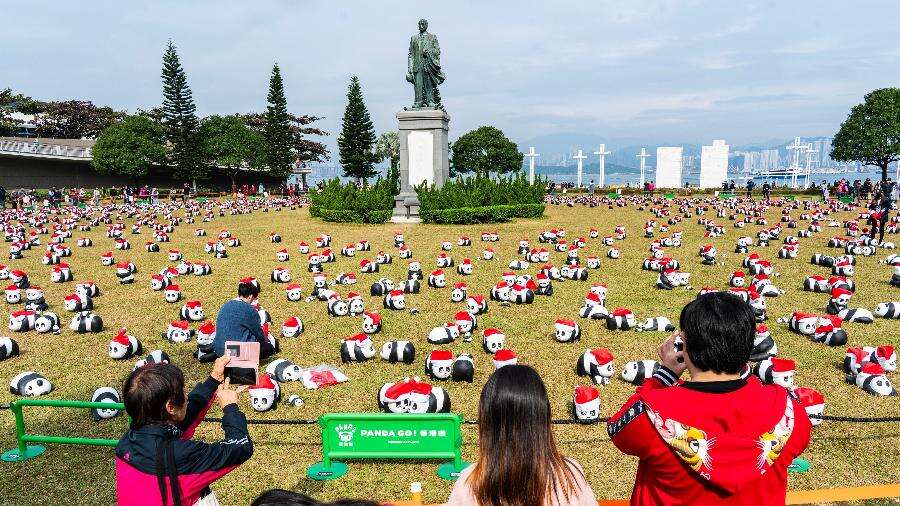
[418,19,428,33]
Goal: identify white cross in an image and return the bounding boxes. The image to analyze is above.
[573,149,587,188]
[593,144,611,188]
[804,143,818,189]
[637,147,652,188]
[786,137,807,189]
[524,146,540,184]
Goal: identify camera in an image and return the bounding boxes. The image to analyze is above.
[224,341,260,385]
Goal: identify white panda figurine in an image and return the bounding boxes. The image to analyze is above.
[281,316,304,338]
[340,333,377,363]
[553,319,581,343]
[572,385,601,424]
[34,312,61,334]
[164,285,182,304]
[180,300,205,321]
[8,310,36,332]
[9,371,53,397]
[133,350,171,370]
[753,357,796,389]
[621,360,660,386]
[380,340,416,364]
[271,267,291,283]
[362,311,382,335]
[90,387,122,421]
[266,359,302,382]
[425,350,454,380]
[875,301,900,319]
[481,328,505,353]
[70,311,103,333]
[108,329,142,360]
[427,324,459,345]
[249,373,281,412]
[164,320,194,343]
[451,354,475,383]
[576,348,615,386]
[635,317,675,332]
[0,336,21,361]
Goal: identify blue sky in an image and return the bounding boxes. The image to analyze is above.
[3,1,900,153]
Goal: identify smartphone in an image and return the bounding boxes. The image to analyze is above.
[223,341,260,385]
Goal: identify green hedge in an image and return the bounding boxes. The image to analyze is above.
[420,204,545,224]
[308,169,399,223]
[308,205,393,224]
[416,173,544,210]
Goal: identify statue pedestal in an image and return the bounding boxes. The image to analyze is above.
[391,108,450,223]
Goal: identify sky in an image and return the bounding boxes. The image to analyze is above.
[3,0,900,157]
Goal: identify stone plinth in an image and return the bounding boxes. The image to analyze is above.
[391,108,450,223]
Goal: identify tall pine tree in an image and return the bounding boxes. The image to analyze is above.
[161,40,203,182]
[337,75,378,183]
[264,64,294,178]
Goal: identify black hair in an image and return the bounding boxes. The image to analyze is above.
[123,363,186,429]
[238,280,260,298]
[250,490,379,506]
[679,292,754,374]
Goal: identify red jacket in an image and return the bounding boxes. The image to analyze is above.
[608,368,811,506]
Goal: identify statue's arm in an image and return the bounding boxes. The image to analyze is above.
[407,37,414,73]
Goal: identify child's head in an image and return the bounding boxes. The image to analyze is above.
[123,364,187,429]
[680,292,754,375]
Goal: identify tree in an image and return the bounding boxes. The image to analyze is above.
[450,126,523,177]
[263,64,294,178]
[161,40,204,182]
[831,88,900,182]
[91,115,166,179]
[199,115,264,186]
[375,131,400,171]
[337,75,379,183]
[239,112,329,167]
[34,100,124,139]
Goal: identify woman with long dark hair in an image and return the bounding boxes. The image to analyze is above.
[448,365,596,506]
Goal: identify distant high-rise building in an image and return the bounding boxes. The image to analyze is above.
[760,149,780,170]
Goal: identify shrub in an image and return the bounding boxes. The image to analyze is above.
[415,173,545,223]
[420,204,545,224]
[308,168,398,223]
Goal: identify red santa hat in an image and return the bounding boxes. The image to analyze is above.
[453,282,467,290]
[462,258,472,265]
[455,311,473,324]
[483,327,504,339]
[536,273,549,281]
[755,324,769,337]
[5,285,18,294]
[165,284,181,293]
[701,244,714,254]
[344,332,372,346]
[492,349,518,369]
[64,293,80,302]
[830,287,852,299]
[555,318,577,331]
[877,345,895,361]
[197,320,216,335]
[732,271,745,279]
[363,311,382,326]
[470,295,485,306]
[249,373,277,395]
[770,358,796,375]
[185,300,202,309]
[861,362,885,376]
[169,320,189,331]
[431,269,444,277]
[285,283,302,291]
[590,348,614,365]
[428,349,453,365]
[794,387,825,408]
[113,329,131,346]
[347,291,361,300]
[573,385,600,406]
[283,316,300,330]
[525,279,538,290]
[611,307,633,317]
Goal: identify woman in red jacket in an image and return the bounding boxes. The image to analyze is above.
[608,292,811,505]
[116,356,252,505]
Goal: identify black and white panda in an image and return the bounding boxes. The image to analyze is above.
[375,251,392,264]
[179,300,205,321]
[9,310,37,332]
[635,317,675,332]
[192,262,212,276]
[553,319,581,343]
[69,311,103,333]
[34,312,61,334]
[116,261,136,284]
[9,371,53,396]
[90,387,122,421]
[875,302,900,319]
[606,308,637,330]
[265,358,302,382]
[133,350,171,370]
[427,324,459,345]
[481,328,505,353]
[77,237,93,247]
[271,267,291,283]
[380,340,416,364]
[327,295,349,317]
[620,360,660,385]
[401,279,421,294]
[575,348,615,385]
[340,333,376,363]
[428,270,447,288]
[108,329,142,360]
[370,278,394,296]
[145,241,160,253]
[0,336,20,361]
[425,350,454,380]
[451,353,475,383]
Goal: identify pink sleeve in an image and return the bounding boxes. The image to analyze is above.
[446,467,477,506]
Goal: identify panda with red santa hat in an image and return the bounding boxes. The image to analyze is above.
[425,350,454,380]
[428,322,459,345]
[753,357,796,389]
[450,282,468,303]
[606,307,637,330]
[69,311,102,333]
[849,362,897,396]
[163,320,194,343]
[383,290,406,310]
[359,259,379,273]
[179,300,205,322]
[428,269,446,288]
[108,328,142,360]
[347,292,365,316]
[572,385,601,424]
[492,349,518,369]
[553,318,581,343]
[249,373,282,412]
[361,311,382,335]
[576,348,615,386]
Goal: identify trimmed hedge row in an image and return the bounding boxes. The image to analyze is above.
[420,204,545,224]
[308,205,392,224]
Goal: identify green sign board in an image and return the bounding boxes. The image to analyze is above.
[307,412,468,481]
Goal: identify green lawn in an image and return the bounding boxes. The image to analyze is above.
[1,201,899,506]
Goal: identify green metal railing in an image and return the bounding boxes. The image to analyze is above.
[1,399,124,462]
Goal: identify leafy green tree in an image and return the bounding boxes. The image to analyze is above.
[264,64,294,177]
[239,111,329,167]
[34,100,124,139]
[831,88,900,181]
[0,88,45,114]
[337,75,379,183]
[199,115,264,187]
[161,40,204,182]
[450,126,524,177]
[375,131,400,171]
[91,115,166,179]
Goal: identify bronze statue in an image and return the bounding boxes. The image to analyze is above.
[407,19,445,109]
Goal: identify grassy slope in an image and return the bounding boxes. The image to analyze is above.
[1,201,899,506]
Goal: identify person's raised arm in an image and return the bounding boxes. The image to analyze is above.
[177,355,230,437]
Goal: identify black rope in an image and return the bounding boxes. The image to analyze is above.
[203,417,318,425]
[811,414,900,423]
[0,403,10,410]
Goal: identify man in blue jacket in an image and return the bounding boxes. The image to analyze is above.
[213,279,277,359]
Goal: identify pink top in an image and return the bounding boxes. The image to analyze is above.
[447,459,597,506]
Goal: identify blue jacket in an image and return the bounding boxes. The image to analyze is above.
[213,299,264,356]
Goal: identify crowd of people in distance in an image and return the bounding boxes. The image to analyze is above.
[117,292,810,506]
